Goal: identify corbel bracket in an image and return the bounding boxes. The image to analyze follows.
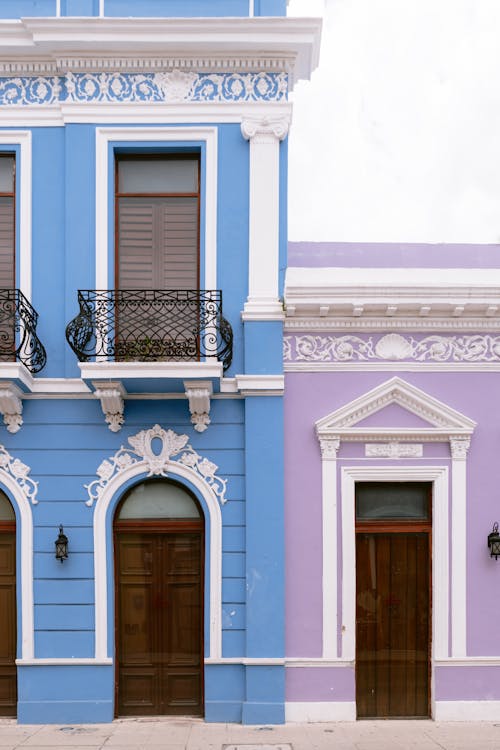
[184,380,213,433]
[0,382,23,433]
[92,380,126,432]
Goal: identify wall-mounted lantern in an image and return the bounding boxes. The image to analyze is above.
[488,522,500,560]
[55,525,68,563]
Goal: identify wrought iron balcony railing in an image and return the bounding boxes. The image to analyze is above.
[0,289,47,373]
[65,289,233,372]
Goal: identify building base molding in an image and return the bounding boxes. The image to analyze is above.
[285,701,356,722]
[434,701,500,721]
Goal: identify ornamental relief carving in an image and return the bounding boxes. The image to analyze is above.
[85,424,227,508]
[0,71,288,106]
[284,333,500,363]
[0,445,38,505]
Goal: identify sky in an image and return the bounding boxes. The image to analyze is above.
[285,0,500,244]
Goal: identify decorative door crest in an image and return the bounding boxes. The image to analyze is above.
[85,424,227,508]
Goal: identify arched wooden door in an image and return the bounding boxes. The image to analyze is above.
[114,479,204,717]
[0,490,16,717]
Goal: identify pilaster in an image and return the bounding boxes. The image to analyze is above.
[241,115,290,321]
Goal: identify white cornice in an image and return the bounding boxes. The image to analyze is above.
[284,317,500,332]
[0,17,321,84]
[285,267,500,323]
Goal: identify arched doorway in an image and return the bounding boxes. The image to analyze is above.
[0,490,16,717]
[114,478,204,717]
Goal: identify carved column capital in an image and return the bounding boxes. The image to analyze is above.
[92,380,126,432]
[450,436,471,460]
[0,383,23,433]
[318,436,341,461]
[241,115,290,144]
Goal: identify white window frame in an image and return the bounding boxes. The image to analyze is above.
[0,131,31,301]
[95,126,218,292]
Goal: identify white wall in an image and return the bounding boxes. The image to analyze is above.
[287,0,500,243]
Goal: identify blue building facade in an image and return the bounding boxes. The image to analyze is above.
[0,0,320,724]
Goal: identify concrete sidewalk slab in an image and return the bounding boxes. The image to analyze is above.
[1,719,500,750]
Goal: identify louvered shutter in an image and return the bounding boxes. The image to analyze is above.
[118,196,198,290]
[0,197,14,289]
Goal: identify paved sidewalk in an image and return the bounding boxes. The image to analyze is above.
[1,718,500,750]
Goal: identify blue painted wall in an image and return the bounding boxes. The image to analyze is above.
[0,0,286,17]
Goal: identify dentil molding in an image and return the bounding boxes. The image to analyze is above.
[85,424,227,508]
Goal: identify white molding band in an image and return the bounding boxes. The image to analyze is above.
[17,658,112,666]
[92,456,223,660]
[285,701,356,722]
[95,126,218,292]
[340,467,450,662]
[0,131,31,301]
[241,115,290,321]
[434,701,500,721]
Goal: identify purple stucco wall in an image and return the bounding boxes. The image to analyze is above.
[288,242,500,268]
[285,369,500,701]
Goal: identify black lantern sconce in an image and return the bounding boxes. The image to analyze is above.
[55,525,68,563]
[488,522,500,560]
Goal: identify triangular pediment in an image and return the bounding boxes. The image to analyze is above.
[316,377,475,441]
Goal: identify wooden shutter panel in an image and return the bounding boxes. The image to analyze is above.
[0,198,14,289]
[118,196,198,290]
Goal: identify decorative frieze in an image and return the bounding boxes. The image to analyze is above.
[0,70,288,106]
[284,333,500,363]
[85,424,227,508]
[365,442,423,458]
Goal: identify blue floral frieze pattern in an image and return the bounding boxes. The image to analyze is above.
[0,71,288,105]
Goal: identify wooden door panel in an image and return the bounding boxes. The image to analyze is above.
[0,530,16,717]
[356,533,429,718]
[118,668,158,714]
[115,527,203,717]
[163,670,202,714]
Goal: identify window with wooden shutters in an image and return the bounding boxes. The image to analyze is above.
[0,156,15,290]
[116,156,199,291]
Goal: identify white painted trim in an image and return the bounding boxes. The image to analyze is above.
[29,378,92,394]
[318,438,339,659]
[436,658,500,666]
[93,461,222,661]
[79,360,223,383]
[0,132,31,302]
[285,659,353,668]
[16,658,113,666]
[315,377,476,436]
[242,116,290,319]
[285,701,356,722]
[340,467,450,663]
[95,126,218,292]
[434,701,500,721]
[451,456,467,657]
[0,102,294,128]
[205,657,285,665]
[235,374,285,394]
[0,473,34,660]
[285,362,500,372]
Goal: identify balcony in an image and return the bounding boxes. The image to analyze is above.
[0,289,47,374]
[65,289,233,373]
